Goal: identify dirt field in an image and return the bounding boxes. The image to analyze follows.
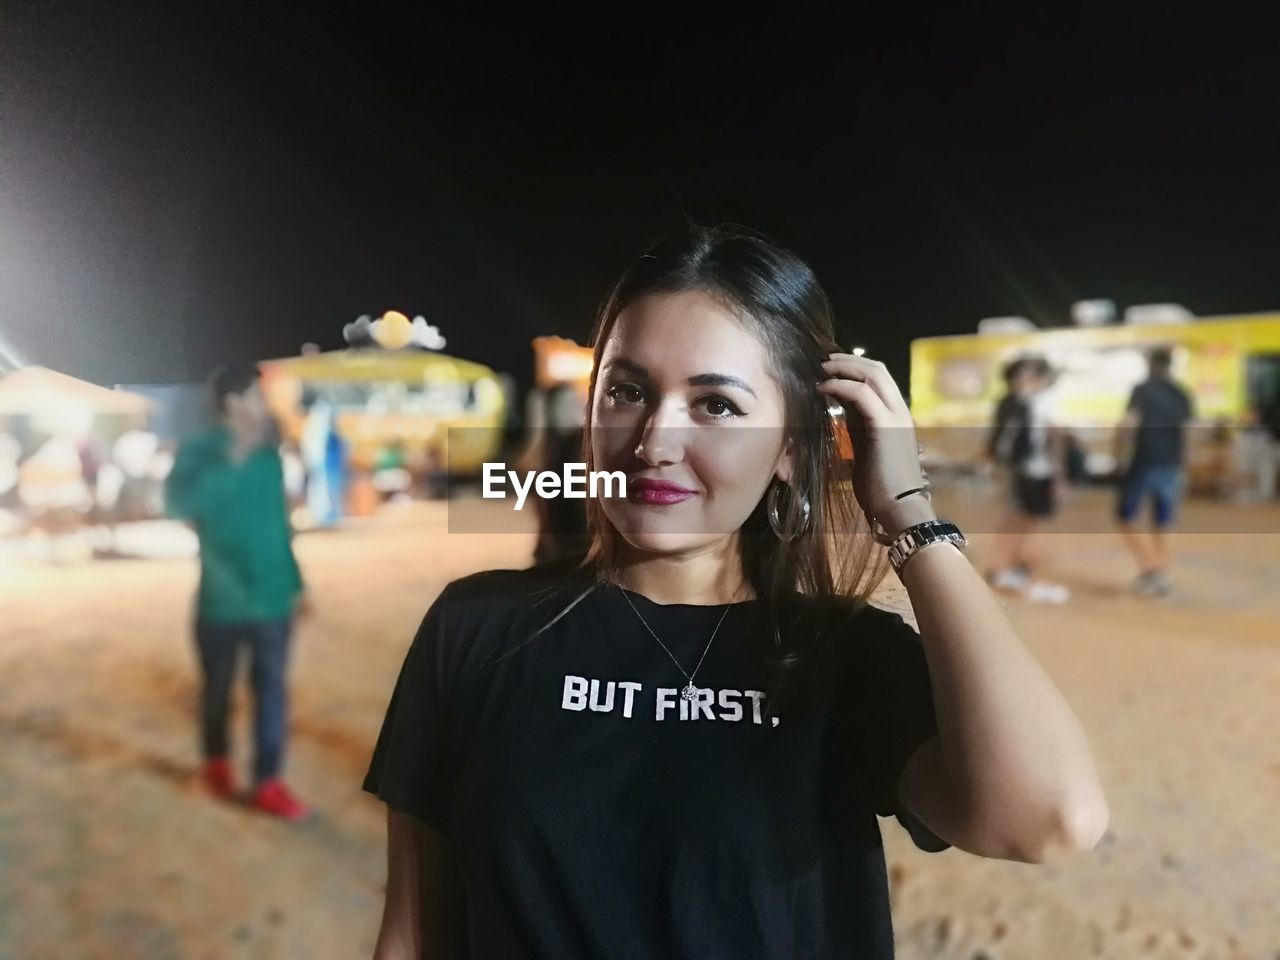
[1,491,1277,959]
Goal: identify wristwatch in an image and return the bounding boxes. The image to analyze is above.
[886,520,968,574]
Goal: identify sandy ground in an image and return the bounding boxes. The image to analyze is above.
[1,490,1278,960]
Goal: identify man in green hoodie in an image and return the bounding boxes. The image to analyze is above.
[167,363,310,820]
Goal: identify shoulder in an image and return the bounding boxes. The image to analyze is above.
[395,564,598,694]
[255,443,285,468]
[439,561,592,611]
[799,595,932,713]
[1147,378,1189,407]
[995,395,1025,422]
[809,597,925,685]
[786,593,919,661]
[816,595,915,636]
[173,428,227,468]
[179,427,225,455]
[425,562,597,652]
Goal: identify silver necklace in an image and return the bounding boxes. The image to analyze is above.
[618,585,731,702]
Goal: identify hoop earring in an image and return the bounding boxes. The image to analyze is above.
[767,481,811,541]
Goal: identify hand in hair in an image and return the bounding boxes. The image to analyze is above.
[818,354,934,539]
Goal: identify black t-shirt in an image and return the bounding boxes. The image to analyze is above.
[989,393,1031,467]
[363,567,948,960]
[1128,377,1194,469]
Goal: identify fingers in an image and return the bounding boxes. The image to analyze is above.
[817,378,892,427]
[821,354,909,414]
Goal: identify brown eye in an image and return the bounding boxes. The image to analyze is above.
[697,395,743,420]
[606,383,645,405]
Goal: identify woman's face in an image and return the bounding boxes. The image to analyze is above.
[590,290,794,556]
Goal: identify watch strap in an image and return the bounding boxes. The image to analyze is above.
[887,520,968,573]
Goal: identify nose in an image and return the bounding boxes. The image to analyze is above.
[633,401,686,467]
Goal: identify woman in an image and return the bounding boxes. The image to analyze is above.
[364,226,1107,959]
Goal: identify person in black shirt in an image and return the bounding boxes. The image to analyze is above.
[985,358,1032,585]
[985,357,1070,603]
[364,226,1108,960]
[1115,347,1195,597]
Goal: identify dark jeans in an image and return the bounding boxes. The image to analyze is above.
[194,618,293,783]
[1117,465,1184,527]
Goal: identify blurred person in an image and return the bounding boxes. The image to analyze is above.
[988,357,1028,462]
[326,411,349,510]
[985,358,1030,579]
[985,356,1070,603]
[301,397,344,527]
[364,226,1107,959]
[166,363,311,820]
[532,382,590,565]
[1114,347,1195,597]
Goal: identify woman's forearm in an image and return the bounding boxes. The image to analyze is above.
[900,542,1109,858]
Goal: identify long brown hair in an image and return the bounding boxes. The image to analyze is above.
[578,224,887,696]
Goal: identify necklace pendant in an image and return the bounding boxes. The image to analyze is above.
[680,683,700,702]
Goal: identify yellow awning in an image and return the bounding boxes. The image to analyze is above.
[260,348,498,384]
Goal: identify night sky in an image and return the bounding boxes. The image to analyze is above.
[4,6,1278,395]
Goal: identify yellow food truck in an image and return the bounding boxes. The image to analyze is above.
[259,347,507,478]
[909,312,1280,493]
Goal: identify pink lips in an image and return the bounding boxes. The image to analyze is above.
[628,477,697,505]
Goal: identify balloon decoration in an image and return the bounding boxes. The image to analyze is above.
[342,311,446,350]
[372,310,414,349]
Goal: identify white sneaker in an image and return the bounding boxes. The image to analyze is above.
[1132,571,1174,598]
[1027,581,1070,604]
[990,569,1029,592]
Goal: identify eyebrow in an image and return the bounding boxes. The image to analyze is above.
[603,358,758,399]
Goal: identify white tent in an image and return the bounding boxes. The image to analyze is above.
[0,366,150,417]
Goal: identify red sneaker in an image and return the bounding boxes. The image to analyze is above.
[251,779,311,821]
[202,757,236,800]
